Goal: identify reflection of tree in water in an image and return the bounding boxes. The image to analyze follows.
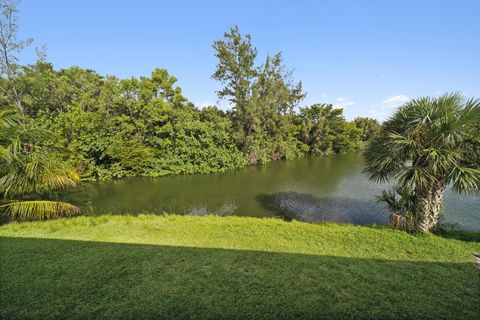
[52,155,371,217]
[257,192,389,225]
[188,202,237,216]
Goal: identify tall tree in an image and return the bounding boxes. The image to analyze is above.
[212,27,305,163]
[0,0,32,115]
[364,93,480,232]
[212,26,257,152]
[253,53,305,161]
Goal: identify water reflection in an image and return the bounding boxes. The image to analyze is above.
[256,192,389,224]
[58,153,480,231]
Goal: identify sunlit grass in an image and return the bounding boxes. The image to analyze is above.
[1,215,479,319]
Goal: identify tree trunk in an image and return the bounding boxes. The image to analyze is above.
[389,212,407,229]
[414,182,446,232]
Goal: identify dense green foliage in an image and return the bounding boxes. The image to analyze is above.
[1,215,479,319]
[365,93,480,232]
[17,64,247,180]
[297,104,363,155]
[0,108,80,220]
[1,24,372,181]
[1,62,244,180]
[353,116,382,142]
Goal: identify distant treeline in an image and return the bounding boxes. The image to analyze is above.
[1,27,381,180]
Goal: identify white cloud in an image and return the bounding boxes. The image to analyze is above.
[367,107,390,121]
[334,97,355,108]
[380,94,410,110]
[366,94,410,121]
[197,102,215,109]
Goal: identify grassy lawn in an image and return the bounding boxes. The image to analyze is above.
[1,215,479,319]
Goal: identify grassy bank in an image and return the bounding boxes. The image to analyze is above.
[1,215,479,319]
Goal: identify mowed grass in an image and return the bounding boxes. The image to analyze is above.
[1,215,479,320]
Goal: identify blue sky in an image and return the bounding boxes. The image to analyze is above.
[17,0,480,120]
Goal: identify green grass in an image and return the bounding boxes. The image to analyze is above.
[1,215,479,319]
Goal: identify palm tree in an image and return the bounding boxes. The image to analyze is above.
[376,185,418,230]
[364,93,480,232]
[0,108,80,221]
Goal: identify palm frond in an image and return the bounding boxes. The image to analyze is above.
[448,166,480,193]
[0,145,11,162]
[15,127,56,145]
[0,200,80,220]
[0,108,21,128]
[377,185,416,215]
[421,147,461,176]
[395,165,435,190]
[0,157,80,196]
[456,97,480,128]
[363,134,405,182]
[387,131,420,158]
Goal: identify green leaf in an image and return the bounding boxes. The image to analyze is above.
[0,201,80,220]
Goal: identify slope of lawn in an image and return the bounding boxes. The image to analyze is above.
[1,214,479,320]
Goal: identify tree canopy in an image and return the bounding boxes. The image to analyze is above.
[0,25,369,182]
[0,13,376,220]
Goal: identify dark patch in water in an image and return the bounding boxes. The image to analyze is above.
[256,192,389,225]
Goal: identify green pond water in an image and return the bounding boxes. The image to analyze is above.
[60,153,480,231]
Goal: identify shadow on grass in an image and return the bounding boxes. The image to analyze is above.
[1,237,479,320]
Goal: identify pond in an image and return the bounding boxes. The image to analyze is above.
[60,153,480,231]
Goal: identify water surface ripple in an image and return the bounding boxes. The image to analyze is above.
[59,153,480,231]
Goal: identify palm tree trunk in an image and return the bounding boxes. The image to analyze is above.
[415,182,446,232]
[389,213,407,229]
